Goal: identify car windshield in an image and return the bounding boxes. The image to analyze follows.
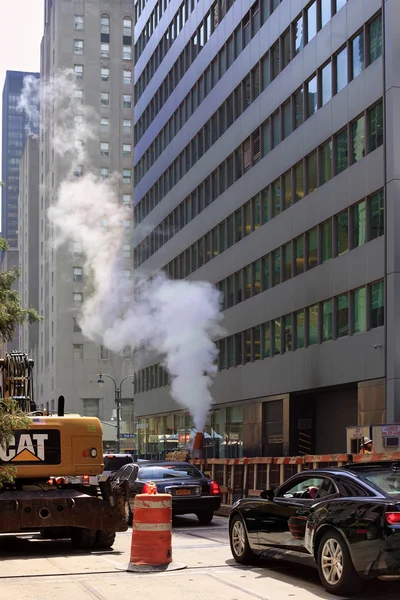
[357,469,400,496]
[103,456,133,471]
[138,465,203,480]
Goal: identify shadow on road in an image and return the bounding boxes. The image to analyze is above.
[225,556,400,600]
[0,535,123,560]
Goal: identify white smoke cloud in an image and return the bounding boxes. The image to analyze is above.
[21,70,224,431]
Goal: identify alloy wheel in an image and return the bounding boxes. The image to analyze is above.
[231,519,246,557]
[321,538,343,585]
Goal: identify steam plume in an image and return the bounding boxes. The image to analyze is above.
[21,71,223,431]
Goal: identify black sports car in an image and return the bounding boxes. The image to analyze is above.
[114,461,221,525]
[229,461,400,595]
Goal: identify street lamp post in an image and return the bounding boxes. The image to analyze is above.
[97,372,134,453]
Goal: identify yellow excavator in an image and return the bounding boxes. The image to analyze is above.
[0,351,133,549]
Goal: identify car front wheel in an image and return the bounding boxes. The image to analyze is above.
[317,530,362,595]
[229,514,255,565]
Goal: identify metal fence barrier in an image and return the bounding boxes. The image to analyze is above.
[190,452,400,507]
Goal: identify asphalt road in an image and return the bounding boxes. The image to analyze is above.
[0,515,399,600]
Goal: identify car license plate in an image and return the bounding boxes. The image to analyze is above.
[176,488,191,496]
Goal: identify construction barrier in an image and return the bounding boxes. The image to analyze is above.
[126,485,186,573]
[190,452,396,507]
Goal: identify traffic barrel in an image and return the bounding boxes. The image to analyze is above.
[126,484,186,573]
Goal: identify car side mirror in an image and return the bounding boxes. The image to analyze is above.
[260,489,274,500]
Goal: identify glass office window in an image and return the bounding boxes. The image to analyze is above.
[321,0,331,27]
[307,151,317,194]
[283,243,292,281]
[322,299,333,341]
[261,54,270,89]
[370,280,384,328]
[337,294,349,337]
[351,115,365,163]
[295,310,305,349]
[226,275,234,308]
[272,112,280,147]
[283,101,291,139]
[335,129,348,174]
[227,336,234,368]
[308,305,318,345]
[336,0,346,10]
[321,140,333,184]
[294,88,304,129]
[253,194,261,229]
[263,322,271,358]
[321,220,332,263]
[235,333,243,366]
[283,314,292,353]
[294,15,304,55]
[273,319,281,355]
[295,235,304,275]
[307,75,318,116]
[273,249,281,285]
[283,170,291,210]
[253,325,261,361]
[369,190,384,239]
[352,201,366,247]
[262,121,270,156]
[336,47,348,92]
[244,266,252,300]
[244,329,252,363]
[294,162,304,202]
[369,102,383,151]
[307,1,317,42]
[219,340,226,370]
[253,260,261,295]
[272,179,281,216]
[369,13,382,63]
[261,188,271,223]
[234,271,243,304]
[282,30,290,69]
[353,287,366,333]
[337,210,349,255]
[272,43,280,80]
[307,228,318,269]
[262,255,271,291]
[321,62,332,105]
[244,202,251,236]
[352,31,365,79]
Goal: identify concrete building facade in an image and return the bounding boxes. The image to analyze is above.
[132,0,389,458]
[1,70,39,250]
[38,0,135,427]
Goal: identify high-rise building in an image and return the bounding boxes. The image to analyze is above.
[133,0,388,458]
[1,70,39,250]
[38,0,134,426]
[18,134,40,357]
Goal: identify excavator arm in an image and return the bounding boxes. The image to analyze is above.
[0,351,36,412]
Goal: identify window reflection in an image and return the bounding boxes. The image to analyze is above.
[352,32,365,79]
[336,295,349,338]
[308,305,318,345]
[353,287,366,333]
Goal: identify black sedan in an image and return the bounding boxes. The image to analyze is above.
[229,461,400,596]
[115,461,221,525]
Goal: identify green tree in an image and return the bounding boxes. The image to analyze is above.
[0,236,40,487]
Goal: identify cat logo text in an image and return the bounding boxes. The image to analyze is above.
[0,429,61,465]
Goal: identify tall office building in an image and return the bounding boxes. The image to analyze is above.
[133,0,388,457]
[18,135,40,357]
[38,0,134,428]
[1,70,39,250]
